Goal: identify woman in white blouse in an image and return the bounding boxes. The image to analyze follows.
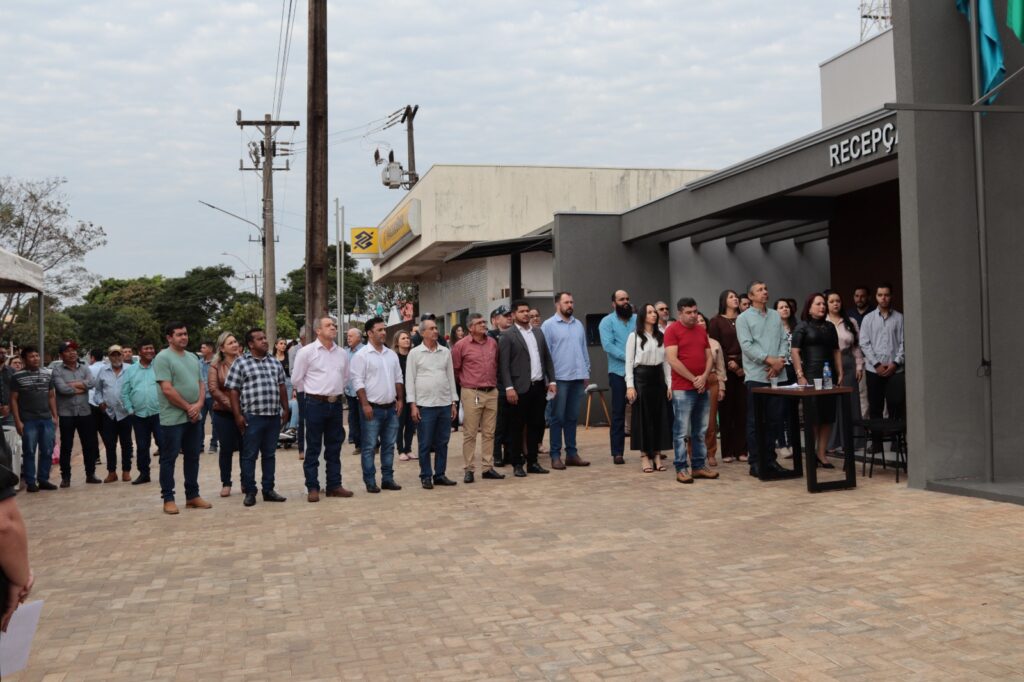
[825,290,865,454]
[625,303,674,473]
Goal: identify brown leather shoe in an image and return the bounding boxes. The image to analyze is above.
[325,486,354,498]
[163,501,180,515]
[566,455,590,467]
[121,471,132,482]
[692,467,720,480]
[676,470,694,484]
[103,471,118,483]
[550,458,566,470]
[186,497,212,509]
[307,490,320,503]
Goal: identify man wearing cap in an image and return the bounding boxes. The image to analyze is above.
[488,305,513,466]
[452,313,505,483]
[153,322,211,514]
[94,346,134,483]
[51,340,101,486]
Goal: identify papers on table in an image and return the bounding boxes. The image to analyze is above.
[0,599,43,675]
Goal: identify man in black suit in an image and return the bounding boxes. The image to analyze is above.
[499,300,557,477]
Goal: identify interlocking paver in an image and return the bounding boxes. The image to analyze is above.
[8,427,1024,680]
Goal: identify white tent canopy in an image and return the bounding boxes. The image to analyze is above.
[0,247,46,354]
[0,248,44,293]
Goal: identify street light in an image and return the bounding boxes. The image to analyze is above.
[198,200,263,237]
[221,252,260,297]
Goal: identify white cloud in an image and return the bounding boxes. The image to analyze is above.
[0,0,858,286]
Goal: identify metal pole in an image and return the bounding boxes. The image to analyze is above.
[968,0,995,482]
[340,205,346,329]
[334,198,342,325]
[37,293,44,361]
[262,114,278,344]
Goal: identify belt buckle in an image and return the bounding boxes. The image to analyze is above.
[327,395,337,403]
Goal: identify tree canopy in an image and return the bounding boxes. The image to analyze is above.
[278,241,371,323]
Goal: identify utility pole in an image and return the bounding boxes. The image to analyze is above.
[236,111,299,342]
[402,105,419,186]
[306,0,329,332]
[334,199,345,328]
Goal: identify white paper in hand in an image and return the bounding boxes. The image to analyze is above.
[0,599,43,675]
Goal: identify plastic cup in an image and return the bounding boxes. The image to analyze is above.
[770,376,779,389]
[813,378,823,390]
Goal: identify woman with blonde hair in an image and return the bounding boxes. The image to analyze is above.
[208,331,242,497]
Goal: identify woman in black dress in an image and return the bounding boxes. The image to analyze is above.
[392,331,416,460]
[790,293,844,468]
[625,303,674,473]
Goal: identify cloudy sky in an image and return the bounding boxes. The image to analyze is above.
[1,1,861,291]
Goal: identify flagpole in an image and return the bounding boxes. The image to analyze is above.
[968,0,995,483]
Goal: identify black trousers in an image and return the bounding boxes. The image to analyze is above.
[101,414,134,472]
[866,371,905,448]
[59,414,100,480]
[506,382,547,468]
[493,391,510,461]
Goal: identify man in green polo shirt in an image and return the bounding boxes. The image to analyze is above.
[152,321,211,515]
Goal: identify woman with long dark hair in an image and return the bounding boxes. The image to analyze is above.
[825,290,864,453]
[625,303,673,473]
[392,331,416,460]
[790,293,843,468]
[449,324,467,432]
[707,290,747,463]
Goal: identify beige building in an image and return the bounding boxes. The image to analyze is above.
[370,164,711,330]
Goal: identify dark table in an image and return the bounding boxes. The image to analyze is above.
[752,384,856,493]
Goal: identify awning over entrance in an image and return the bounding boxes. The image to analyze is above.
[622,109,899,247]
[444,233,552,263]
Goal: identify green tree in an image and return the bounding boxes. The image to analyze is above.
[65,303,161,351]
[278,242,370,323]
[84,276,165,309]
[5,298,79,359]
[151,265,238,339]
[0,176,107,338]
[205,302,299,344]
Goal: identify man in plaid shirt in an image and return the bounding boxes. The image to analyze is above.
[226,328,291,507]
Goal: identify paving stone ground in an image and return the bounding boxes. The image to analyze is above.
[9,424,1024,681]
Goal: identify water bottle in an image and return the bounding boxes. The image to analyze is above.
[822,362,833,390]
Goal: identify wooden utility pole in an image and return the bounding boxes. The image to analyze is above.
[305,0,329,330]
[236,111,299,342]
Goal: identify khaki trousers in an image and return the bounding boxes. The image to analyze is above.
[461,387,497,472]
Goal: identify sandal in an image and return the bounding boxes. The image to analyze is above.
[398,453,410,461]
[220,486,231,498]
[738,454,749,462]
[707,455,718,467]
[722,456,735,463]
[656,455,668,471]
[641,456,654,473]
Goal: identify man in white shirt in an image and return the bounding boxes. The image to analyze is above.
[350,317,405,493]
[406,319,459,489]
[292,316,352,502]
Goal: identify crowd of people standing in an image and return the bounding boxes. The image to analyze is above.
[0,280,904,514]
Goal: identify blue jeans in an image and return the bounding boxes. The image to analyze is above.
[359,404,398,487]
[211,410,240,487]
[347,395,362,445]
[20,418,55,486]
[608,373,627,457]
[745,381,783,470]
[240,414,281,495]
[200,395,217,449]
[287,398,300,429]
[303,399,345,492]
[295,391,306,453]
[132,414,161,477]
[672,389,710,472]
[159,420,202,502]
[548,379,585,461]
[416,405,451,480]
[101,414,134,472]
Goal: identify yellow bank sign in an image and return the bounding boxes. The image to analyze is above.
[379,199,421,257]
[349,228,379,257]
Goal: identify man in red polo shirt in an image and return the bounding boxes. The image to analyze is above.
[451,313,506,484]
[664,297,719,485]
